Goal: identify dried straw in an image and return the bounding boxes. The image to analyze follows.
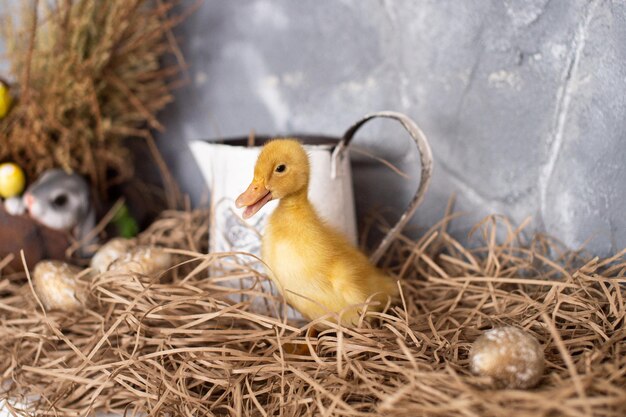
[0,0,190,198]
[0,208,624,416]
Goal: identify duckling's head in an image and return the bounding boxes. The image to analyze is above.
[236,139,310,219]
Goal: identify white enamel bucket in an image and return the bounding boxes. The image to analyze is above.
[189,111,433,315]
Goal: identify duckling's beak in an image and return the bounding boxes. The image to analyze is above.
[236,182,273,219]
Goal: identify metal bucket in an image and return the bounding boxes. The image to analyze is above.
[190,111,433,265]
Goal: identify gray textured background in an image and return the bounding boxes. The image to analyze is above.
[157,0,625,255]
[2,0,624,255]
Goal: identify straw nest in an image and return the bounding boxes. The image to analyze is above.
[0,0,189,196]
[0,208,624,417]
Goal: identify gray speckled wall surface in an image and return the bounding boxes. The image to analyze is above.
[2,1,623,255]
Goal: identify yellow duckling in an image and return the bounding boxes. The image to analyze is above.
[236,139,398,326]
[0,81,12,119]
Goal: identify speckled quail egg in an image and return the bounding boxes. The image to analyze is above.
[33,260,85,311]
[469,326,544,389]
[0,162,26,199]
[90,238,135,273]
[108,245,172,275]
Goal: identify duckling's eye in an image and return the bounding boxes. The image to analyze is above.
[275,164,286,173]
[51,194,68,208]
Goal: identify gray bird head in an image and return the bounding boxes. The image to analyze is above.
[24,170,96,255]
[24,169,92,231]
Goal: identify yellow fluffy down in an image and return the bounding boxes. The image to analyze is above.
[245,139,398,326]
[264,198,398,326]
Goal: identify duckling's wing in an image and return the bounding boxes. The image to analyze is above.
[331,267,398,318]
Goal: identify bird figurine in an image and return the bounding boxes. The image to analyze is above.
[0,205,70,270]
[236,139,398,326]
[0,80,12,119]
[23,169,96,254]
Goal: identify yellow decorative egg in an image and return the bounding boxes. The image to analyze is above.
[0,162,26,198]
[0,82,12,118]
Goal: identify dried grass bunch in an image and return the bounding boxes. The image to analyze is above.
[0,0,187,195]
[0,209,624,416]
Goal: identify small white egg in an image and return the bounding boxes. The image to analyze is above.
[90,238,135,273]
[33,261,85,311]
[108,245,173,275]
[469,326,544,389]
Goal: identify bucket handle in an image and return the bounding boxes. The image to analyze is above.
[331,111,433,264]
